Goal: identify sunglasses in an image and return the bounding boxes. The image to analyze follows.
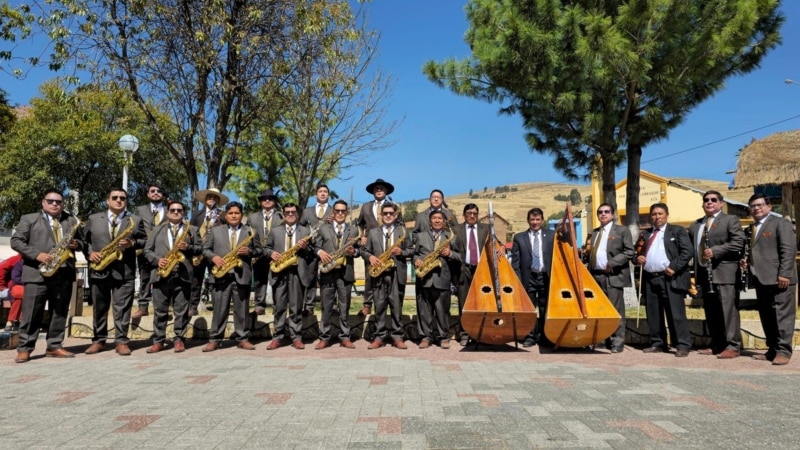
[464,211,478,216]
[333,209,347,213]
[381,211,395,216]
[703,198,719,203]
[149,188,163,194]
[284,211,297,216]
[597,209,612,214]
[168,208,184,213]
[110,196,127,201]
[749,202,767,209]
[44,199,64,205]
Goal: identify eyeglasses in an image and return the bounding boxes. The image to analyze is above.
[168,209,184,213]
[284,211,297,216]
[44,199,63,205]
[333,209,347,214]
[703,197,719,203]
[381,211,395,216]
[149,188,162,194]
[259,197,274,202]
[464,211,478,216]
[597,210,612,215]
[749,202,767,209]
[110,196,127,201]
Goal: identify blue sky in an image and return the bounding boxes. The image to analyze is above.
[3,1,799,207]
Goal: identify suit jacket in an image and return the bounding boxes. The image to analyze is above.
[246,209,284,277]
[361,225,413,284]
[134,204,166,234]
[689,213,745,284]
[265,224,315,287]
[11,211,83,283]
[413,229,462,289]
[190,206,226,228]
[511,228,554,288]
[642,224,693,291]
[143,221,201,283]
[83,211,145,281]
[203,225,261,285]
[300,204,331,227]
[453,222,489,278]
[750,216,798,286]
[590,223,635,288]
[357,200,382,231]
[314,222,360,282]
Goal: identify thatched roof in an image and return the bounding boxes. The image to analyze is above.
[733,130,800,188]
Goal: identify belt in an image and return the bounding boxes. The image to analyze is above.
[646,271,666,278]
[590,269,607,276]
[530,269,546,275]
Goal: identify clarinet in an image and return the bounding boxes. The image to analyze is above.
[739,226,752,292]
[703,226,715,295]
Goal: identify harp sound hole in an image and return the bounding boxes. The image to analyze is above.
[493,318,505,327]
[481,285,492,294]
[584,290,595,298]
[560,290,572,299]
[502,285,513,294]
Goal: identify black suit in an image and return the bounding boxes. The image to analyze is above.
[453,222,489,342]
[511,228,554,343]
[413,229,462,344]
[134,204,166,309]
[315,222,360,342]
[640,224,693,350]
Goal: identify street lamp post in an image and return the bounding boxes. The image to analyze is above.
[118,134,139,192]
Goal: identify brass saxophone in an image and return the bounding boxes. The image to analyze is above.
[89,218,136,272]
[320,227,363,274]
[156,221,192,278]
[40,219,84,277]
[270,224,320,273]
[211,227,256,278]
[415,226,455,278]
[192,211,220,266]
[368,226,406,278]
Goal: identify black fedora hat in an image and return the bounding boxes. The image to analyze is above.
[365,178,394,195]
[257,188,278,201]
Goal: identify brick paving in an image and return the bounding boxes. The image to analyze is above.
[3,329,800,449]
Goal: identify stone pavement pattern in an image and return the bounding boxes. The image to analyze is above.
[2,339,800,449]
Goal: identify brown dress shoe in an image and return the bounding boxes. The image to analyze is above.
[753,352,776,361]
[237,341,256,350]
[292,340,305,350]
[340,339,356,349]
[717,349,740,359]
[85,342,105,355]
[360,306,372,316]
[675,348,690,357]
[315,340,329,350]
[266,340,282,350]
[393,339,408,350]
[173,340,186,353]
[116,343,132,356]
[46,348,75,358]
[418,339,431,349]
[440,340,451,349]
[367,339,384,350]
[146,343,164,354]
[697,348,715,355]
[131,307,149,319]
[772,354,791,366]
[202,342,220,352]
[15,351,30,363]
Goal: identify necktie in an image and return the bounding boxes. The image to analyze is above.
[153,208,161,226]
[230,228,237,250]
[264,213,272,234]
[376,201,383,226]
[468,226,478,266]
[171,223,179,240]
[644,228,659,255]
[336,225,343,248]
[110,213,119,239]
[286,228,294,251]
[699,219,711,260]
[52,220,62,243]
[531,231,540,271]
[384,227,391,252]
[590,227,603,269]
[317,204,324,220]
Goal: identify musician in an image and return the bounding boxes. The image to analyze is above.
[299,184,333,316]
[142,201,201,353]
[412,189,459,236]
[587,203,635,353]
[511,208,554,347]
[314,200,359,349]
[741,195,797,365]
[11,189,83,363]
[83,188,145,356]
[247,189,283,316]
[454,204,489,346]
[636,203,693,357]
[265,203,315,350]
[413,210,462,349]
[356,178,396,316]
[689,190,745,359]
[132,183,166,319]
[362,202,413,350]
[188,187,228,316]
[201,201,260,351]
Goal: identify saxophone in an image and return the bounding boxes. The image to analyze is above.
[368,226,406,278]
[192,211,220,266]
[210,227,256,278]
[270,224,320,273]
[415,226,455,278]
[320,227,363,274]
[40,219,84,277]
[156,221,192,278]
[89,218,136,272]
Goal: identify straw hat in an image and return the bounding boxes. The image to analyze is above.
[194,187,229,205]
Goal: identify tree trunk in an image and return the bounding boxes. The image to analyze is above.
[625,144,642,227]
[601,160,616,211]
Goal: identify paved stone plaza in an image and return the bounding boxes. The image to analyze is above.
[2,335,800,449]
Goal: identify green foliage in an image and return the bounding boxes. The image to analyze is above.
[554,193,570,202]
[0,88,14,134]
[569,188,582,206]
[400,200,419,223]
[0,80,187,227]
[0,1,35,75]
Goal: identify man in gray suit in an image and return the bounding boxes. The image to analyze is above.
[133,183,166,319]
[587,203,635,353]
[411,189,459,236]
[511,208,554,347]
[314,200,360,349]
[265,203,315,350]
[356,178,395,316]
[201,202,261,352]
[741,194,797,365]
[12,189,83,363]
[247,189,282,315]
[453,203,489,346]
[413,210,462,349]
[689,190,745,359]
[299,184,333,316]
[142,201,201,353]
[83,188,145,356]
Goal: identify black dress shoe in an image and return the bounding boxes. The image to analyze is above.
[642,346,666,353]
[522,339,536,348]
[610,346,624,353]
[675,348,689,357]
